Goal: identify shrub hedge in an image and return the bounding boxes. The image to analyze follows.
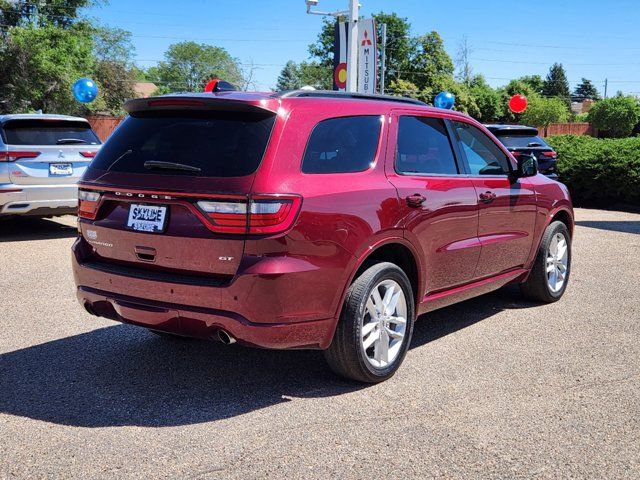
[546,135,640,205]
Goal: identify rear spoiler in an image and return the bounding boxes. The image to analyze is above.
[124,95,279,116]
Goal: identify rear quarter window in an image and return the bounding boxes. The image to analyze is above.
[1,120,100,145]
[302,116,382,174]
[90,110,276,177]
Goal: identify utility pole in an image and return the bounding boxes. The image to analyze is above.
[305,0,360,93]
[380,23,387,94]
[604,78,608,99]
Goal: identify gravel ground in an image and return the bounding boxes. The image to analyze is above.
[0,208,638,479]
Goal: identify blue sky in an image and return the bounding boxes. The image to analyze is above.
[86,0,640,95]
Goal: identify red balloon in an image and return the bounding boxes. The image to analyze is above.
[204,79,220,92]
[509,94,528,113]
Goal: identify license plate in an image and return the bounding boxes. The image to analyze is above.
[127,204,168,233]
[49,163,73,176]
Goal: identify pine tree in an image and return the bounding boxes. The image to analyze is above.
[573,78,601,101]
[276,61,302,91]
[542,63,571,106]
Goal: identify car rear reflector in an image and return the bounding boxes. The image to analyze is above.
[0,151,41,162]
[78,189,102,219]
[197,195,301,234]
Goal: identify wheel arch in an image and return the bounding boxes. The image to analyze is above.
[550,207,574,237]
[336,238,423,318]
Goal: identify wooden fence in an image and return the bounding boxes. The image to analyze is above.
[85,116,123,142]
[85,116,598,143]
[538,122,597,137]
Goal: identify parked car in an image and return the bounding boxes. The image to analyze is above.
[72,91,574,383]
[485,124,558,178]
[0,114,101,218]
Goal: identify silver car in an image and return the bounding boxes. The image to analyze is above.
[0,114,101,217]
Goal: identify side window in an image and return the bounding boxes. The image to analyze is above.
[302,116,381,174]
[452,121,511,175]
[396,116,458,175]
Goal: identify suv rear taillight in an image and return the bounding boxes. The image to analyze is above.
[542,151,557,158]
[78,189,102,219]
[0,151,40,162]
[80,151,98,158]
[197,195,301,234]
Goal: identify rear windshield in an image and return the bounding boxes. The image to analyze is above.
[91,111,276,177]
[1,120,100,145]
[496,135,550,149]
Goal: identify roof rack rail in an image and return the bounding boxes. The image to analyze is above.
[275,90,427,106]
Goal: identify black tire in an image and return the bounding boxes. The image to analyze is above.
[520,220,571,303]
[324,262,415,383]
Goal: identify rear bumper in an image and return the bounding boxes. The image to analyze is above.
[77,286,335,349]
[72,238,342,350]
[0,183,78,216]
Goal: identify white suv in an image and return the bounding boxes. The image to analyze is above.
[0,114,101,217]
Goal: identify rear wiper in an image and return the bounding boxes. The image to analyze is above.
[56,138,88,145]
[527,142,543,147]
[143,160,201,173]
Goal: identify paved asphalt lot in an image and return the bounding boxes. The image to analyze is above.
[0,208,638,479]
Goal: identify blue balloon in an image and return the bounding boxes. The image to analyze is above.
[72,78,98,103]
[434,91,455,110]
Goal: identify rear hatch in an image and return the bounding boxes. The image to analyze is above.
[77,98,291,281]
[1,118,100,185]
[494,132,558,174]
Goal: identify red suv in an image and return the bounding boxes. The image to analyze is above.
[72,91,573,383]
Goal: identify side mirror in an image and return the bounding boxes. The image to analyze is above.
[514,153,538,178]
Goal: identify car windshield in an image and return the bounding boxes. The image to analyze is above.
[497,135,550,149]
[1,119,100,146]
[91,110,276,177]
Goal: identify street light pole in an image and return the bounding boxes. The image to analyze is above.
[305,0,360,93]
[346,0,359,92]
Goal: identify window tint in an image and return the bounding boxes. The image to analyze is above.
[302,116,381,174]
[90,111,276,177]
[1,120,100,145]
[453,122,511,175]
[495,135,550,149]
[396,116,458,175]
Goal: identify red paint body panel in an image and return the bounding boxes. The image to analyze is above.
[72,92,574,350]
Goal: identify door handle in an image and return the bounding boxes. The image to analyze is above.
[406,193,426,208]
[479,191,497,204]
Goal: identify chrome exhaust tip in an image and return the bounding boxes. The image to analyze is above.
[217,329,236,345]
[84,303,97,317]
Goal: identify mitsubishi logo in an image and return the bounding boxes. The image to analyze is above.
[58,150,65,159]
[361,30,372,46]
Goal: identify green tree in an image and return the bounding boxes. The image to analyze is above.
[520,96,570,128]
[519,75,545,95]
[405,31,454,92]
[573,78,601,101]
[149,41,244,94]
[91,26,135,114]
[0,24,96,114]
[542,63,571,106]
[587,96,640,138]
[470,75,504,122]
[0,0,96,28]
[274,61,331,90]
[276,60,302,90]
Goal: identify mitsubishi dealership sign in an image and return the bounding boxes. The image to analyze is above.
[357,18,377,94]
[333,18,378,93]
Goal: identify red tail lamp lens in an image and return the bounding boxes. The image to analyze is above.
[78,189,101,219]
[0,151,40,162]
